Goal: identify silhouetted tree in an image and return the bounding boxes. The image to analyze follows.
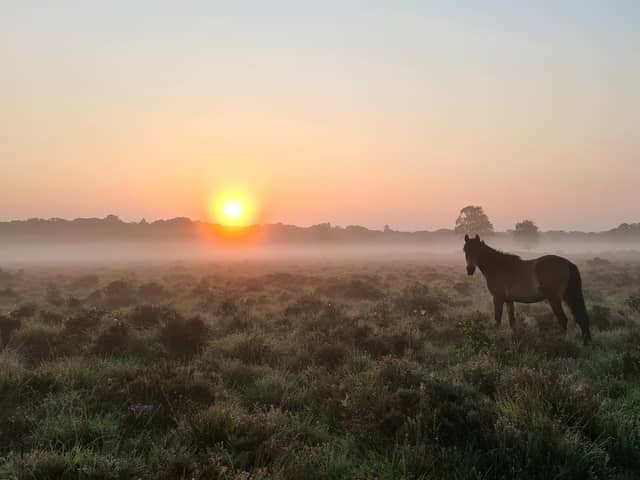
[454,206,494,236]
[513,219,540,250]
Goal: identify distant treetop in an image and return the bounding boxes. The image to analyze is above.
[454,206,494,236]
[513,219,540,250]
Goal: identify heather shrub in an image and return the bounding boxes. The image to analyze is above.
[128,304,169,329]
[10,302,37,320]
[45,285,65,306]
[159,314,209,357]
[284,294,325,318]
[39,309,64,325]
[317,277,384,301]
[0,450,144,479]
[68,274,99,290]
[456,311,492,358]
[213,333,276,365]
[8,324,64,363]
[63,308,105,339]
[103,280,137,308]
[217,298,239,317]
[394,282,444,316]
[0,315,21,346]
[623,346,640,378]
[93,320,130,356]
[590,304,612,331]
[138,282,165,301]
[625,292,640,314]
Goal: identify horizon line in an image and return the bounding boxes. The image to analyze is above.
[1,214,637,235]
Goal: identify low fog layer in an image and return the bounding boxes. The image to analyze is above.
[1,239,639,267]
[1,217,639,266]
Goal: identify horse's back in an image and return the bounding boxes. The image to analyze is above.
[534,255,573,295]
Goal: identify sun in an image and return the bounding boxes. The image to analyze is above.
[210,191,256,227]
[222,201,244,220]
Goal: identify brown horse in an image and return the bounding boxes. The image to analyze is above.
[463,234,591,344]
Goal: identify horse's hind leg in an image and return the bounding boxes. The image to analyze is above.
[507,302,516,329]
[493,296,504,328]
[549,299,568,334]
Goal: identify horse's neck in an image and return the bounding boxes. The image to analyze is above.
[478,247,510,276]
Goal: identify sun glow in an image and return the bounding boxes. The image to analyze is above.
[223,201,244,219]
[210,191,257,227]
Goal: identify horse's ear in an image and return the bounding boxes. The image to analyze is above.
[475,234,480,241]
[464,234,469,242]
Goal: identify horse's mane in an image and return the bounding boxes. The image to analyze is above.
[480,243,521,267]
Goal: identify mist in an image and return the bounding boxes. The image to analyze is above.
[2,237,639,268]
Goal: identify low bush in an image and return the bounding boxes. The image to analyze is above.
[138,282,165,301]
[625,292,640,315]
[45,285,65,306]
[377,357,425,391]
[91,363,215,430]
[0,449,145,479]
[188,404,301,469]
[39,309,64,325]
[128,304,170,329]
[103,280,136,308]
[0,315,21,346]
[93,320,130,356]
[10,302,38,320]
[63,308,105,339]
[456,311,492,358]
[461,359,502,398]
[8,325,64,363]
[623,347,640,378]
[217,298,239,317]
[394,282,444,316]
[361,333,414,359]
[68,275,99,290]
[159,314,209,357]
[311,342,348,369]
[590,304,612,331]
[284,294,325,318]
[0,287,18,298]
[317,277,385,301]
[213,333,276,365]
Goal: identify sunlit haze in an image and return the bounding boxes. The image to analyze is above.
[2,2,638,231]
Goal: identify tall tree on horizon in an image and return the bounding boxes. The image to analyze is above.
[454,206,494,236]
[513,219,540,250]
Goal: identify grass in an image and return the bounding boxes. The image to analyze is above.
[0,259,639,479]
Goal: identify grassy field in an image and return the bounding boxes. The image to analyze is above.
[1,257,640,479]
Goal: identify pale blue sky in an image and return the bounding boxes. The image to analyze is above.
[1,1,638,230]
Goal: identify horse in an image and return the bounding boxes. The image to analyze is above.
[463,234,592,344]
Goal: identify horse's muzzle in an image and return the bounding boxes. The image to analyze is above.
[466,265,476,275]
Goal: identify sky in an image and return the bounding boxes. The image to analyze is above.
[1,1,638,231]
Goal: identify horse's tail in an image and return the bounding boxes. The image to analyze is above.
[565,262,592,344]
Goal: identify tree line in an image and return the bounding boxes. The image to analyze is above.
[454,205,540,250]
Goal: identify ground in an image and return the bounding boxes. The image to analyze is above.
[1,257,639,479]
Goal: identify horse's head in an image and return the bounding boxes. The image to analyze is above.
[463,234,483,275]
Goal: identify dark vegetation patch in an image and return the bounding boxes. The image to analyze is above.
[159,314,209,357]
[394,282,446,317]
[316,276,385,301]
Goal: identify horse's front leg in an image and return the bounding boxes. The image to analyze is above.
[493,296,504,327]
[507,302,516,329]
